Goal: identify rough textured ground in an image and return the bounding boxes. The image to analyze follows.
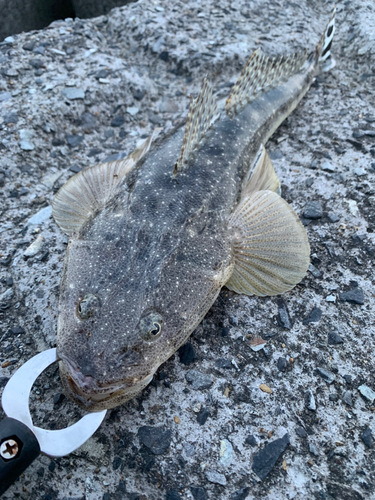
[0,0,374,499]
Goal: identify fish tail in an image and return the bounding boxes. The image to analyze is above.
[315,6,336,72]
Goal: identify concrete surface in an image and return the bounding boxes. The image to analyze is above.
[0,0,374,499]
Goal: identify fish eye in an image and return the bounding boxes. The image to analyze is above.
[76,294,100,320]
[138,311,163,342]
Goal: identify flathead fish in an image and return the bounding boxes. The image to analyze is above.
[52,10,336,411]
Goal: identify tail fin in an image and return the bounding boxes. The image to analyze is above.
[316,6,336,72]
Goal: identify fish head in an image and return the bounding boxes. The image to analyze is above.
[57,212,233,411]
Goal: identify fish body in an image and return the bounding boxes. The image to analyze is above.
[52,10,336,410]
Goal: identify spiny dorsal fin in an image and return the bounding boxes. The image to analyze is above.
[226,190,310,296]
[174,77,217,174]
[225,48,308,118]
[242,144,281,199]
[52,132,158,235]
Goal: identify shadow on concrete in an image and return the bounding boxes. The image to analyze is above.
[0,0,137,41]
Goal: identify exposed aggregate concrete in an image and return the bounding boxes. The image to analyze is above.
[0,0,374,499]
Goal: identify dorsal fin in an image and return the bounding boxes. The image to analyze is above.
[225,48,308,118]
[52,132,157,235]
[242,144,281,199]
[174,77,218,174]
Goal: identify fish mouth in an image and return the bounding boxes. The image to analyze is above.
[58,356,153,411]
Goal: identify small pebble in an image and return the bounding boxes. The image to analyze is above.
[26,206,52,226]
[361,426,372,449]
[327,212,340,223]
[303,201,323,219]
[295,426,307,438]
[245,434,257,446]
[196,407,209,425]
[137,426,172,455]
[303,307,322,325]
[321,161,336,172]
[19,128,35,150]
[358,385,375,403]
[178,343,196,365]
[231,488,251,500]
[339,287,364,305]
[205,470,227,486]
[316,367,335,384]
[126,107,139,116]
[309,443,319,457]
[304,390,316,411]
[259,384,273,394]
[24,234,44,257]
[277,298,292,329]
[252,433,290,480]
[308,263,323,278]
[61,87,85,100]
[277,357,287,372]
[328,331,344,345]
[326,294,336,303]
[219,439,234,466]
[342,391,353,407]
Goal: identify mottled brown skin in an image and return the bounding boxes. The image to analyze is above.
[57,57,318,411]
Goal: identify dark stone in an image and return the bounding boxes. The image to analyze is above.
[328,331,344,345]
[277,357,287,372]
[339,288,364,305]
[252,433,290,480]
[95,69,110,79]
[329,393,338,402]
[79,112,97,131]
[52,138,65,146]
[53,393,65,405]
[343,374,352,385]
[9,325,25,335]
[6,277,13,286]
[69,164,82,173]
[190,486,207,500]
[159,51,169,61]
[221,326,230,337]
[361,426,372,449]
[111,115,125,127]
[166,490,181,500]
[48,461,56,472]
[112,456,122,470]
[0,255,11,266]
[342,391,353,406]
[133,90,146,101]
[23,42,36,51]
[0,377,9,388]
[196,407,209,426]
[137,426,172,455]
[295,426,307,438]
[178,343,197,365]
[88,148,102,157]
[29,58,44,69]
[303,307,322,325]
[277,299,292,329]
[215,358,232,369]
[316,367,335,384]
[3,112,18,125]
[66,134,84,147]
[245,434,257,446]
[303,201,323,219]
[231,488,251,500]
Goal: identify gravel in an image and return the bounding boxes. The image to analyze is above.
[0,0,374,499]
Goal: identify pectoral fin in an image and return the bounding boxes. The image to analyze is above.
[52,132,158,235]
[243,144,281,198]
[226,190,310,296]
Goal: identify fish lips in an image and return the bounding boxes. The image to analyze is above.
[58,356,153,411]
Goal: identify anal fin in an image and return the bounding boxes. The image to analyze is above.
[52,131,158,235]
[242,144,281,199]
[226,190,310,296]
